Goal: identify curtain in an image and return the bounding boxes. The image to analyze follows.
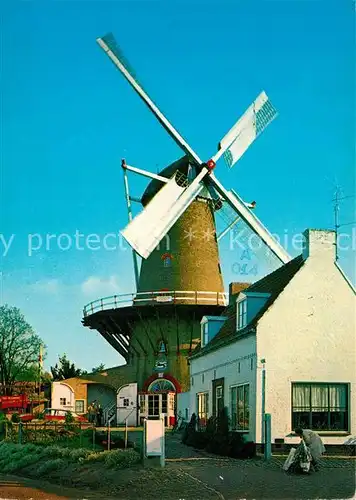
[292,384,310,411]
[329,384,346,411]
[311,385,329,410]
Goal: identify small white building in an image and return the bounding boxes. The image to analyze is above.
[189,229,355,446]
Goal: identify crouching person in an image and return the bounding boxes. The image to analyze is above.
[295,428,325,471]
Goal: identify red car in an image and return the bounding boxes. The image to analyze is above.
[19,413,35,422]
[43,408,88,422]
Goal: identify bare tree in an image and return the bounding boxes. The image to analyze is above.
[0,305,43,395]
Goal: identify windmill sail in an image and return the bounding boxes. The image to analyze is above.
[209,172,290,263]
[219,91,277,168]
[121,169,206,259]
[97,34,202,165]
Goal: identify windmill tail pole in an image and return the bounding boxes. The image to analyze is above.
[122,159,139,290]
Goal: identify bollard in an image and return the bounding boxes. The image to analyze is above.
[125,419,128,449]
[264,413,271,461]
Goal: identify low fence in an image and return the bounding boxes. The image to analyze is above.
[1,421,95,447]
[0,421,144,452]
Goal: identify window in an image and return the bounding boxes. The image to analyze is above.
[59,398,67,406]
[215,385,224,416]
[197,392,209,422]
[292,383,348,431]
[163,256,172,267]
[237,299,247,330]
[201,322,209,347]
[139,395,146,413]
[231,384,249,431]
[75,400,85,414]
[162,253,173,268]
[123,398,130,407]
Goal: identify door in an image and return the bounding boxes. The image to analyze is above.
[148,394,160,418]
[212,378,224,417]
[117,383,138,426]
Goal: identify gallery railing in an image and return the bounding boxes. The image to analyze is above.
[83,290,228,317]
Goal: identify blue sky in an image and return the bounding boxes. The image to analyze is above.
[1,0,355,371]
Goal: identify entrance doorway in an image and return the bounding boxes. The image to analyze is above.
[139,378,176,427]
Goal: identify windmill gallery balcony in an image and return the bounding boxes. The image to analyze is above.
[83,290,227,317]
[82,290,227,361]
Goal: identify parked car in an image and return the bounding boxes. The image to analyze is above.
[19,413,35,422]
[43,408,88,422]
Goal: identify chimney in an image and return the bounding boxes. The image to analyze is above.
[229,282,251,305]
[302,229,336,261]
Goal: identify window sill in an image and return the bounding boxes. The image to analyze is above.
[289,431,350,437]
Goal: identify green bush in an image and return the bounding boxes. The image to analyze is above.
[0,442,45,473]
[37,458,66,476]
[85,450,111,463]
[65,411,74,424]
[182,407,256,459]
[182,413,197,445]
[0,440,141,477]
[41,445,91,461]
[104,448,141,468]
[11,413,20,423]
[0,419,10,439]
[33,411,45,420]
[84,449,140,468]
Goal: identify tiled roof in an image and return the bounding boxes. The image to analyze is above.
[191,254,305,358]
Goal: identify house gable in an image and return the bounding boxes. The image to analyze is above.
[255,230,355,443]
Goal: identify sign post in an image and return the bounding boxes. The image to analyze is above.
[144,415,165,468]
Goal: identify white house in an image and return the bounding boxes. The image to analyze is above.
[189,229,355,447]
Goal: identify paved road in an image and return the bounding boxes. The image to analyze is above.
[170,457,356,500]
[165,433,356,499]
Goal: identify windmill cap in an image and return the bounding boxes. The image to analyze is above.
[141,156,190,206]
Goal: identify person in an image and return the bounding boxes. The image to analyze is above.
[88,402,96,424]
[97,403,103,427]
[295,427,326,470]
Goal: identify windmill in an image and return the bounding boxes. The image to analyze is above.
[82,33,291,425]
[96,33,291,271]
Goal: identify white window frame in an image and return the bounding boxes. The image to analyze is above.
[237,296,247,330]
[230,383,250,432]
[59,397,67,406]
[75,399,85,414]
[201,321,209,347]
